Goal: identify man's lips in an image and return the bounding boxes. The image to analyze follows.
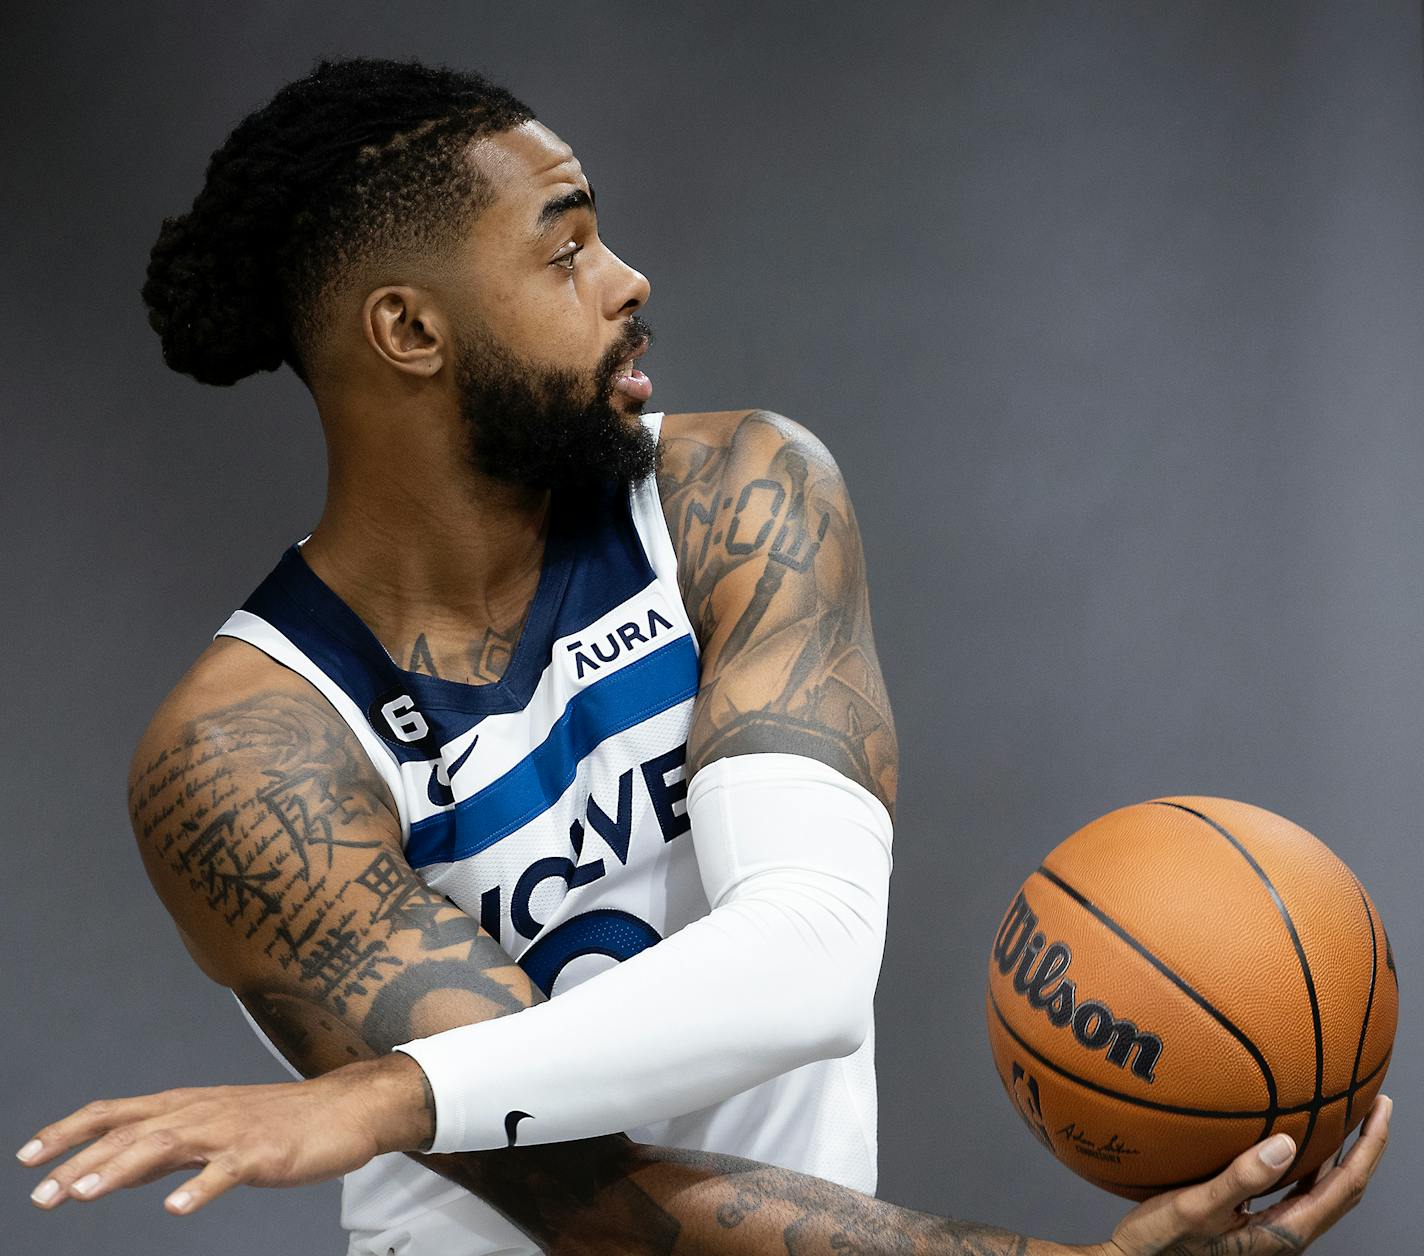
[613,338,652,402]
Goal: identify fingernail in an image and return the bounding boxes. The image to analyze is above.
[1382,1094,1394,1122]
[1260,1134,1295,1168]
[30,1179,59,1205]
[166,1190,192,1212]
[72,1173,101,1196]
[15,1139,42,1162]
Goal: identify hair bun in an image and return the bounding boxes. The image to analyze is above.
[141,153,295,386]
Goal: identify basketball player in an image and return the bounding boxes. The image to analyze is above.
[20,58,1387,1255]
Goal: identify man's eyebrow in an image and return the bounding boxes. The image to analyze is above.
[535,185,596,234]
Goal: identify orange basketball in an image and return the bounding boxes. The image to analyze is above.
[985,796,1397,1200]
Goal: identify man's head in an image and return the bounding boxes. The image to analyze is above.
[143,56,656,488]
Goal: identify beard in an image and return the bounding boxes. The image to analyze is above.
[453,315,658,491]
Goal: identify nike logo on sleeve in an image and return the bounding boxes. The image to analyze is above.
[504,1110,534,1147]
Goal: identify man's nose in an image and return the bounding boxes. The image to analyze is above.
[609,250,651,314]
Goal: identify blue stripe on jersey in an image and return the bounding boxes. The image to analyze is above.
[237,480,660,762]
[404,634,700,869]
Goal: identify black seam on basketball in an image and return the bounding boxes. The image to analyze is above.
[992,984,1390,1120]
[1293,1052,1389,1110]
[1251,1054,1385,1114]
[1260,1051,1388,1113]
[1343,880,1379,1137]
[1049,1077,1389,1196]
[1034,862,1279,1137]
[1354,1046,1389,1087]
[991,991,1389,1184]
[1149,800,1325,1172]
[989,990,1269,1118]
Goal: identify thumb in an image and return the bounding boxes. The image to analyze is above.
[1112,1134,1296,1251]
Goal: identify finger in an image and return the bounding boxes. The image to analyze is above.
[17,1090,194,1167]
[1138,1135,1295,1245]
[162,1150,252,1216]
[1257,1094,1391,1237]
[1175,1133,1297,1235]
[27,1117,182,1210]
[58,1128,203,1205]
[1109,1131,1298,1251]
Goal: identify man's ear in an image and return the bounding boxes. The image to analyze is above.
[363,286,446,378]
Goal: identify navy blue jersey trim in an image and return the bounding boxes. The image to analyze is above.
[550,478,656,638]
[242,526,571,716]
[405,634,700,869]
[232,480,662,763]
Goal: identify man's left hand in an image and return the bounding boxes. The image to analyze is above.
[17,1053,433,1215]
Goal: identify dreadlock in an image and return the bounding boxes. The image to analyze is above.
[142,56,535,387]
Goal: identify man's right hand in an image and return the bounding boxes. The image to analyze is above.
[1097,1094,1391,1256]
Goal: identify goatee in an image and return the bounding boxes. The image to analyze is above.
[455,316,658,490]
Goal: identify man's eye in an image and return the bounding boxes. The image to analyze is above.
[552,245,582,272]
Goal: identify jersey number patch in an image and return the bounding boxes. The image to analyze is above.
[381,694,429,743]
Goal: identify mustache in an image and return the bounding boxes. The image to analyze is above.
[599,316,655,382]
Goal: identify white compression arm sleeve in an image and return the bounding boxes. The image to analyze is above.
[392,752,893,1153]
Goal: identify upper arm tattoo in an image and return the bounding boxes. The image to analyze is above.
[127,687,537,1078]
[658,411,898,812]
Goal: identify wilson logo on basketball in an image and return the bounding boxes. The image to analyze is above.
[993,892,1164,1083]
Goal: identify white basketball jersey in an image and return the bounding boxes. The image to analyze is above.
[215,413,878,1254]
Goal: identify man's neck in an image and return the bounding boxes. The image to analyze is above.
[299,462,552,683]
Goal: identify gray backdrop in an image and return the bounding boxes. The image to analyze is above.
[3,2,1419,1251]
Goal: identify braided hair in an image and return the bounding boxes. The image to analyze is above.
[142,57,535,387]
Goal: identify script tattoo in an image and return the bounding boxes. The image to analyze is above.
[399,1137,1055,1256]
[128,688,538,1065]
[658,410,898,811]
[689,1155,1034,1255]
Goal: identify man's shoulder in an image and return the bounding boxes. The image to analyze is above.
[659,408,836,469]
[653,409,851,629]
[128,637,327,791]
[656,408,839,511]
[128,634,400,851]
[144,636,303,727]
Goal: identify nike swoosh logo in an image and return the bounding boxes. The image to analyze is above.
[426,735,479,807]
[504,1109,534,1147]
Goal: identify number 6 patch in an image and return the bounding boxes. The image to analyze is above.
[379,693,429,743]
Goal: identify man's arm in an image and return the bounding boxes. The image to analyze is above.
[123,642,538,1085]
[49,642,1026,1252]
[657,408,898,801]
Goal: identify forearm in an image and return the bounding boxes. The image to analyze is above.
[398,754,892,1153]
[395,885,880,1151]
[412,1137,1080,1256]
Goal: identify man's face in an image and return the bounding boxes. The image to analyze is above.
[448,121,657,489]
